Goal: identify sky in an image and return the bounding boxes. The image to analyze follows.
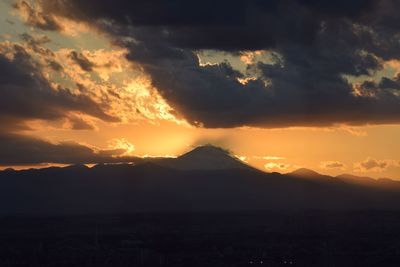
[0,0,399,179]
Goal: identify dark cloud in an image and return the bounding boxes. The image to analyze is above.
[0,46,117,123]
[15,0,400,127]
[380,76,400,90]
[321,161,345,170]
[13,0,62,31]
[119,25,400,128]
[20,33,55,57]
[6,19,15,25]
[362,159,388,170]
[354,158,398,172]
[0,133,137,166]
[20,33,51,45]
[66,115,96,130]
[46,59,63,71]
[360,74,400,94]
[19,33,63,71]
[36,0,381,50]
[68,51,95,72]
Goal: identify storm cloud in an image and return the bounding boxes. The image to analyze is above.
[0,46,117,123]
[68,51,95,72]
[0,133,138,166]
[13,0,62,31]
[354,158,399,172]
[13,0,400,127]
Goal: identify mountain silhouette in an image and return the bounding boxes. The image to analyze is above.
[337,173,400,191]
[1,145,400,215]
[289,168,322,177]
[289,168,345,186]
[155,144,251,170]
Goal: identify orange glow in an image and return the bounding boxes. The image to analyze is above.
[0,2,399,180]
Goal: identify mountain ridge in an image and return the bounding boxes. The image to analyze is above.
[149,144,253,171]
[0,145,400,214]
[1,145,397,183]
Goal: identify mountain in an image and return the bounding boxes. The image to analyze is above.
[336,173,376,186]
[337,173,400,191]
[154,145,251,170]
[289,168,322,177]
[288,168,345,185]
[1,145,400,214]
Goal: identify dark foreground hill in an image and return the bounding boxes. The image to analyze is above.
[1,145,400,214]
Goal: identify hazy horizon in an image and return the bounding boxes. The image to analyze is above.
[1,143,399,181]
[0,0,399,180]
[1,2,400,265]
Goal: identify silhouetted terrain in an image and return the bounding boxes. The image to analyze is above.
[1,146,400,266]
[1,145,400,215]
[1,212,400,266]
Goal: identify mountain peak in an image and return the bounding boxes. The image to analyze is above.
[290,168,321,177]
[180,145,232,159]
[64,164,90,171]
[2,168,15,172]
[157,145,250,171]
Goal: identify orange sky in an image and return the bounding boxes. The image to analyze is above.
[0,0,399,179]
[17,120,400,179]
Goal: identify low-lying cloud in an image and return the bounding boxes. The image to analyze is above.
[320,161,346,170]
[0,46,118,124]
[354,157,400,172]
[0,133,138,166]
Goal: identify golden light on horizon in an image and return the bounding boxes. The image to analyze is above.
[3,2,400,263]
[0,0,399,181]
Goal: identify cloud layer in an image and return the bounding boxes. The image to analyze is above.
[2,0,400,166]
[354,158,399,172]
[320,161,345,170]
[0,133,138,166]
[23,0,400,128]
[0,50,117,124]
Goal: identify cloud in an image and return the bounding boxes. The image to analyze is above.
[20,33,51,47]
[1,34,183,128]
[46,59,63,71]
[358,74,400,95]
[68,51,95,72]
[264,162,291,172]
[27,0,400,128]
[0,133,138,166]
[13,0,62,31]
[354,157,399,172]
[36,0,378,50]
[63,114,97,130]
[108,138,135,156]
[253,156,286,160]
[0,45,118,124]
[320,161,345,170]
[234,155,248,163]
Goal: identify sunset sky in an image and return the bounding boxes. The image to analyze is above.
[0,0,399,179]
